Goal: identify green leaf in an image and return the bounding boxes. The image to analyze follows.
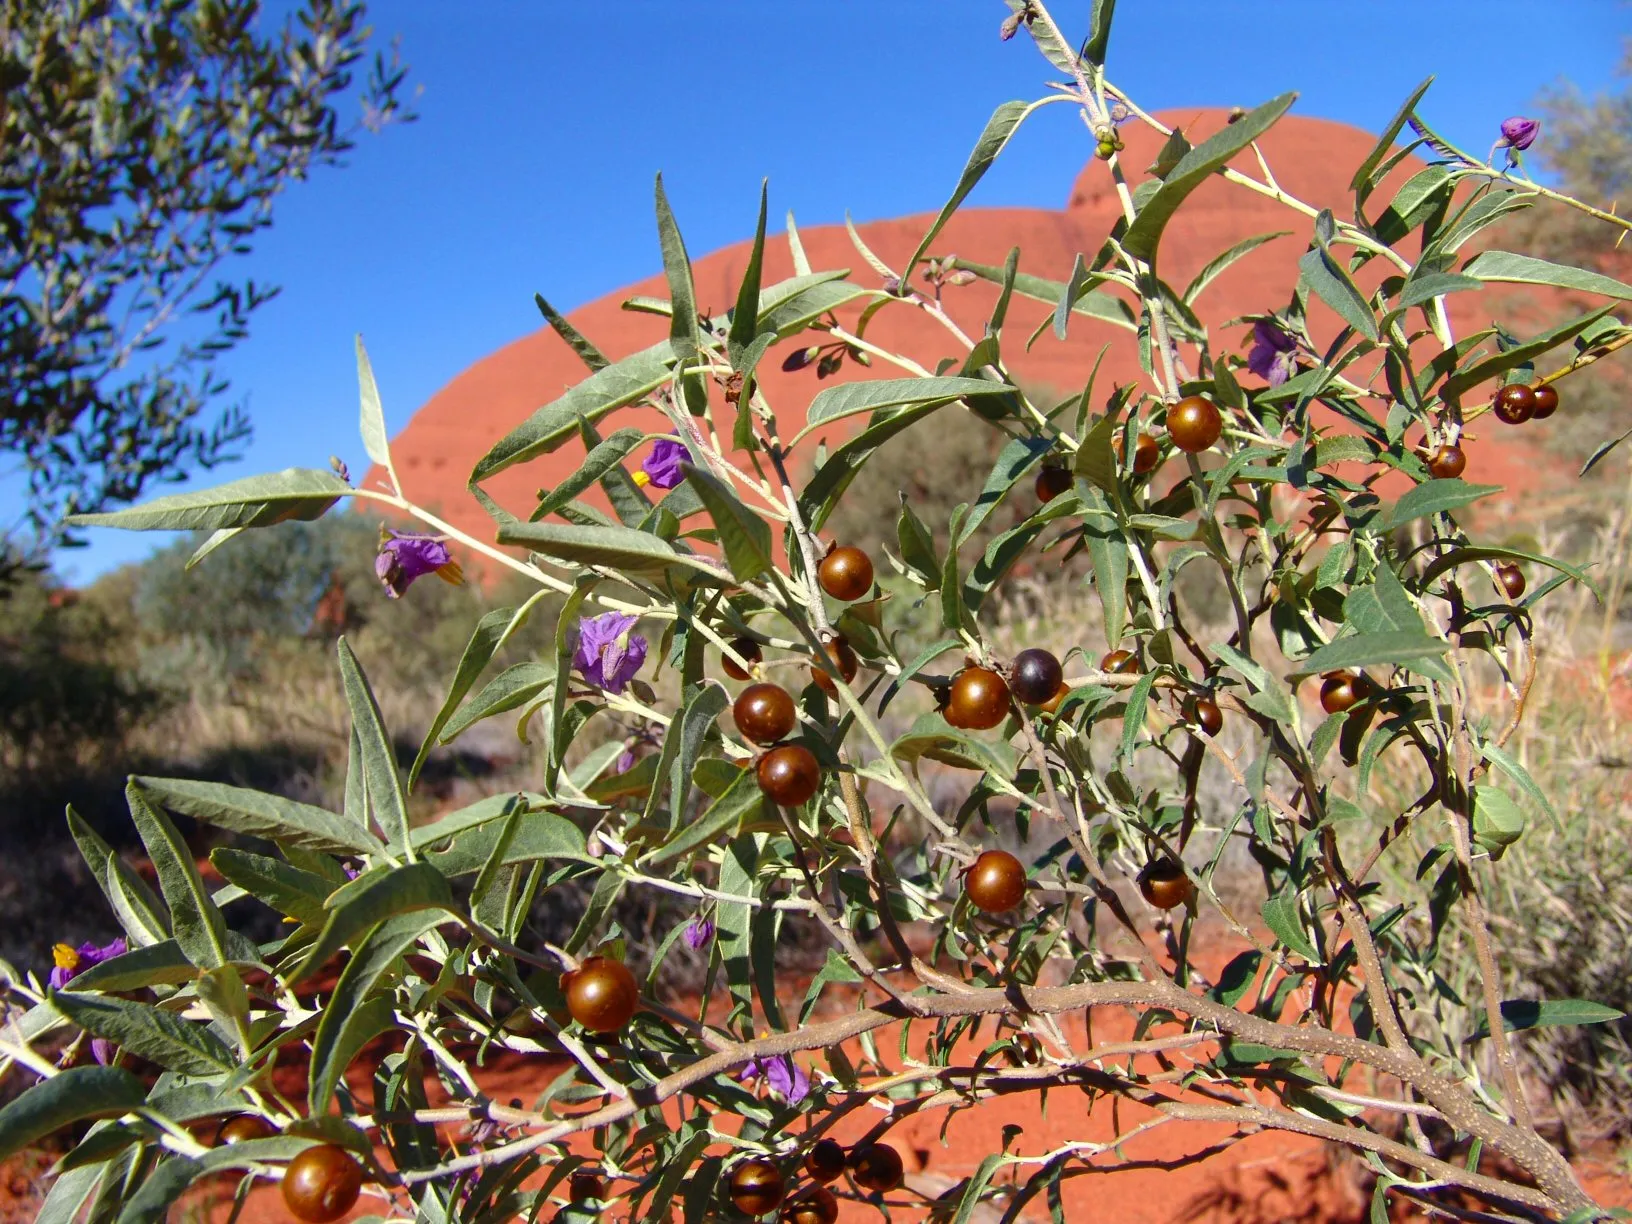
[1084,508,1129,647]
[292,863,455,984]
[879,637,961,715]
[1379,478,1502,530]
[310,911,445,1112]
[210,849,335,927]
[471,339,677,484]
[1471,998,1626,1041]
[1462,250,1632,300]
[891,715,1019,777]
[439,662,553,745]
[900,98,1058,284]
[1480,740,1560,832]
[1471,784,1526,852]
[354,335,396,491]
[897,500,941,587]
[496,520,726,584]
[1299,243,1378,341]
[1073,413,1120,495]
[717,835,759,1011]
[0,1067,147,1163]
[1212,643,1292,723]
[952,1153,1009,1224]
[1293,631,1451,682]
[946,258,1137,332]
[66,808,169,948]
[1082,0,1116,65]
[1053,253,1090,340]
[642,766,765,867]
[1581,425,1632,478]
[67,467,349,532]
[729,181,770,365]
[125,782,228,970]
[654,173,701,363]
[337,638,413,859]
[1262,890,1320,962]
[534,292,609,373]
[1209,951,1263,1007]
[680,464,772,581]
[799,399,956,532]
[1442,306,1618,401]
[534,429,647,521]
[69,941,206,992]
[1123,92,1298,263]
[134,777,381,857]
[1118,670,1158,768]
[795,377,1011,444]
[1417,544,1599,601]
[1350,76,1434,202]
[52,993,236,1077]
[426,809,591,876]
[114,1155,204,1224]
[1183,231,1290,305]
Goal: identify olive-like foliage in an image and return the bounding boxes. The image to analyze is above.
[782,1186,840,1224]
[281,1144,364,1224]
[1009,648,1063,705]
[944,666,1011,730]
[1530,383,1559,420]
[1034,465,1072,503]
[757,744,821,806]
[964,849,1027,914]
[1319,670,1366,714]
[1427,443,1466,480]
[1493,383,1536,425]
[848,1142,905,1192]
[1496,562,1526,599]
[217,1114,275,1145]
[1167,395,1222,453]
[818,546,873,602]
[810,636,858,696]
[1187,695,1223,737]
[729,1158,786,1216]
[722,637,762,681]
[734,683,796,746]
[564,956,639,1033]
[1138,859,1192,911]
[804,1138,847,1184]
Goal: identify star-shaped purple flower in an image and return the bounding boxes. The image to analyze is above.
[574,612,648,695]
[636,438,692,490]
[49,938,127,991]
[375,529,464,599]
[741,1054,810,1104]
[681,916,714,950]
[1498,116,1540,151]
[1246,320,1298,387]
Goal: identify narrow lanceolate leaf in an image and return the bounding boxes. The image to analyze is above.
[1461,250,1632,300]
[66,808,168,947]
[0,1066,148,1163]
[1053,253,1089,340]
[680,463,772,581]
[1350,76,1435,204]
[292,862,455,984]
[534,292,609,373]
[1082,0,1116,64]
[134,777,382,856]
[1441,305,1618,401]
[66,468,349,532]
[184,527,244,570]
[52,993,236,1077]
[1262,889,1320,962]
[496,520,729,584]
[899,97,1059,284]
[438,662,553,745]
[1183,232,1290,305]
[210,848,336,927]
[1299,244,1378,341]
[1582,425,1632,477]
[125,782,229,970]
[337,638,414,861]
[1293,631,1452,682]
[1379,478,1501,530]
[113,1155,205,1224]
[1480,741,1561,832]
[952,1153,1010,1224]
[641,766,764,867]
[310,912,444,1112]
[470,340,677,484]
[1470,998,1626,1041]
[1122,92,1298,263]
[654,173,700,360]
[355,335,397,492]
[793,377,1013,444]
[534,428,646,521]
[728,180,770,367]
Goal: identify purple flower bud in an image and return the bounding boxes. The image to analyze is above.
[614,747,637,774]
[376,530,463,599]
[682,916,714,950]
[1498,116,1540,151]
[740,1054,810,1104]
[1246,319,1298,387]
[573,612,648,695]
[638,438,692,490]
[782,346,820,373]
[90,1038,115,1066]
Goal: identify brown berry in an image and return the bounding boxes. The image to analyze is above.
[818,546,873,602]
[1492,383,1536,425]
[944,666,1011,731]
[1530,383,1559,420]
[729,1158,786,1217]
[570,1172,604,1203]
[848,1143,904,1193]
[1187,695,1223,737]
[964,850,1027,914]
[1099,648,1139,675]
[1319,671,1366,715]
[1034,465,1072,503]
[810,637,859,696]
[1038,681,1070,715]
[281,1144,363,1224]
[1010,648,1063,705]
[804,1138,847,1184]
[1495,562,1526,599]
[1167,395,1222,453]
[217,1115,275,1145]
[757,744,821,806]
[1006,1032,1043,1066]
[1138,859,1192,911]
[722,637,762,681]
[734,683,796,746]
[1119,430,1161,475]
[1426,444,1466,480]
[782,1186,840,1224]
[563,956,639,1033]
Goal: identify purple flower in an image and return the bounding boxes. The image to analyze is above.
[681,916,714,950]
[573,612,648,695]
[1498,116,1540,151]
[635,438,692,490]
[1246,319,1298,387]
[90,1038,115,1066]
[49,938,127,991]
[741,1054,810,1104]
[614,747,637,774]
[375,529,464,599]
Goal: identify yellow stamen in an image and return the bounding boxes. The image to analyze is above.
[435,561,465,586]
[53,943,79,971]
[631,469,651,488]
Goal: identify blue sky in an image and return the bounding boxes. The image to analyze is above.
[38,0,1629,582]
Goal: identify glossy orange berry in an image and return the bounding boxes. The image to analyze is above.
[1530,383,1559,420]
[1119,430,1160,475]
[1426,444,1466,480]
[1319,671,1366,715]
[281,1144,363,1224]
[1006,1032,1043,1066]
[944,666,1011,731]
[734,683,796,746]
[782,1186,840,1224]
[570,1172,604,1203]
[848,1143,904,1193]
[217,1114,275,1145]
[1138,859,1192,911]
[729,1158,786,1217]
[1034,465,1072,503]
[964,850,1027,914]
[1187,695,1223,737]
[1010,648,1063,705]
[810,637,859,696]
[722,637,762,681]
[1495,562,1526,599]
[1492,383,1535,425]
[1167,395,1222,453]
[757,744,821,806]
[1038,681,1070,715]
[804,1138,847,1184]
[563,956,639,1033]
[1099,648,1139,675]
[818,546,873,602]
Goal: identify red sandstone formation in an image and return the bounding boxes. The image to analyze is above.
[372,108,1584,554]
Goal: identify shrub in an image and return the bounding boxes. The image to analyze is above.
[7,5,1632,1221]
